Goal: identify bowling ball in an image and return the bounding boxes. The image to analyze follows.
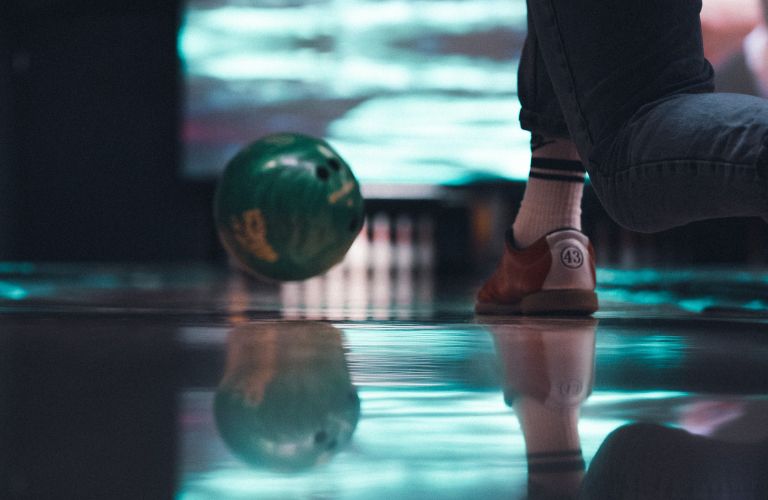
[214,322,361,472]
[214,133,364,281]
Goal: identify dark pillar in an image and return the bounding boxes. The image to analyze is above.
[6,1,213,262]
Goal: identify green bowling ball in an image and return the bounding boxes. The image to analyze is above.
[214,133,365,281]
[214,322,360,472]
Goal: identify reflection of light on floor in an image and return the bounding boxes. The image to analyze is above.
[280,213,434,320]
[178,389,701,500]
[586,391,690,404]
[178,389,528,500]
[0,281,28,300]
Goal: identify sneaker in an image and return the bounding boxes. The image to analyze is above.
[475,228,598,315]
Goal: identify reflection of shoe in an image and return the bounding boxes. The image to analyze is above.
[475,228,597,315]
[488,318,597,408]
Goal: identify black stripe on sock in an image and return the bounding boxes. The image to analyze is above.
[528,459,586,474]
[527,449,583,460]
[531,158,585,172]
[529,171,585,183]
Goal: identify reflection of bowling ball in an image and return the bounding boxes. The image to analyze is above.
[214,133,365,281]
[214,322,360,472]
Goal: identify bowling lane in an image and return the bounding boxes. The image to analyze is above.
[1,264,768,498]
[176,316,768,500]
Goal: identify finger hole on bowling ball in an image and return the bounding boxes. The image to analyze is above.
[314,430,328,444]
[328,158,341,171]
[348,217,359,232]
[316,166,330,180]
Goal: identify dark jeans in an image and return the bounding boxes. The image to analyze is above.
[519,0,768,232]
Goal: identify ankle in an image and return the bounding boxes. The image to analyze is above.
[512,152,585,248]
[532,138,580,162]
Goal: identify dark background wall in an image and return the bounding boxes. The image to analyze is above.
[1,1,215,262]
[0,3,16,259]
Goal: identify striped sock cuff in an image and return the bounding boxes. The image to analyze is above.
[527,449,585,474]
[530,158,586,183]
[528,459,586,474]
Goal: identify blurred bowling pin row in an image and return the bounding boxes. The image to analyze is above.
[281,212,436,320]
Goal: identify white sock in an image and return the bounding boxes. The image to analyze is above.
[512,158,585,248]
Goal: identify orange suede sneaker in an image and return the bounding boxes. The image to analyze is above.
[475,228,598,315]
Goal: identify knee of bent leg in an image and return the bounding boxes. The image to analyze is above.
[588,173,672,234]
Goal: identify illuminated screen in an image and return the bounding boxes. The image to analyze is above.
[179,0,531,187]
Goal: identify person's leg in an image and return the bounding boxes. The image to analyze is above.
[513,14,587,248]
[513,142,586,248]
[489,319,597,497]
[526,0,768,232]
[475,23,598,315]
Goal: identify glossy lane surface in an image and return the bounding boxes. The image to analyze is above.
[1,264,767,499]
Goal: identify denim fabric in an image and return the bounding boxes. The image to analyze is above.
[518,0,768,232]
